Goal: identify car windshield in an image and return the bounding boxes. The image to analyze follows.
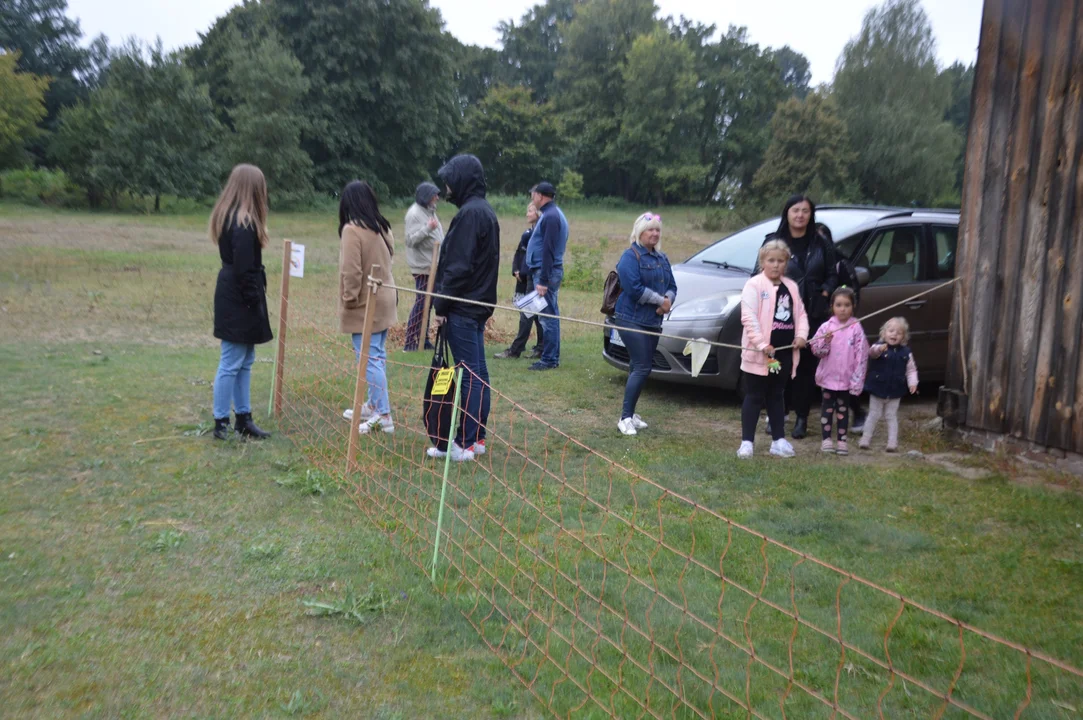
[687,209,888,270]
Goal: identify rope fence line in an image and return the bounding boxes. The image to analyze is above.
[261,244,1081,719]
[370,275,960,353]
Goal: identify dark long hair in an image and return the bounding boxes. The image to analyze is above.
[338,180,391,237]
[775,194,816,242]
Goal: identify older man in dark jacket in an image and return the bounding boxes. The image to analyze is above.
[431,154,500,461]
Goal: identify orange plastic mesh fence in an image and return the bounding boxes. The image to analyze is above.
[274,295,1082,720]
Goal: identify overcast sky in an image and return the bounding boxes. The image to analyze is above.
[65,0,983,84]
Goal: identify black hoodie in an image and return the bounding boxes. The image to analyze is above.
[433,155,500,322]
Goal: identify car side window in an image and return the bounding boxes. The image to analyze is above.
[835,232,866,262]
[855,226,924,286]
[932,225,957,279]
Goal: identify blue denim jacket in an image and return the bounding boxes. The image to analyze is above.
[614,244,677,328]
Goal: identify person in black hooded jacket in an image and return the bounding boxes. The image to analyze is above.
[762,194,838,439]
[430,154,500,461]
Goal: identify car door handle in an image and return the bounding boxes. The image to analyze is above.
[904,300,927,309]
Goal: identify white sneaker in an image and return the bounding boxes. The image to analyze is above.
[737,441,754,459]
[468,440,487,455]
[427,443,474,462]
[342,402,374,422]
[770,439,796,458]
[358,414,394,435]
[630,414,648,430]
[617,418,638,436]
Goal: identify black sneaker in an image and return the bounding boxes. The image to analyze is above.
[528,361,556,371]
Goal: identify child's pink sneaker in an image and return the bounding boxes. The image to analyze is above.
[821,439,835,454]
[836,440,849,456]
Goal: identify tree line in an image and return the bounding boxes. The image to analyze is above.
[0,0,973,210]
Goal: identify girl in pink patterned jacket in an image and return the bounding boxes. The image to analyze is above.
[810,287,868,456]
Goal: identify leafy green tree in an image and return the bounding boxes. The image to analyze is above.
[674,22,789,202]
[605,28,702,202]
[752,92,857,206]
[450,41,506,116]
[942,61,974,195]
[59,42,223,210]
[459,85,560,194]
[771,45,811,100]
[497,0,577,102]
[185,0,273,128]
[48,99,107,205]
[834,0,962,205]
[225,30,313,204]
[0,0,107,153]
[0,52,50,169]
[273,0,459,195]
[554,0,658,197]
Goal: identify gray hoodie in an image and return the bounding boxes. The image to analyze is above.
[404,202,444,274]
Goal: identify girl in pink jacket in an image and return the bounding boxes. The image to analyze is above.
[738,240,809,459]
[810,287,868,455]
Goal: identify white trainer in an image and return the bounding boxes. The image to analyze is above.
[630,414,649,430]
[736,441,754,459]
[342,402,374,422]
[617,417,638,436]
[770,439,796,458]
[358,414,394,435]
[427,443,474,462]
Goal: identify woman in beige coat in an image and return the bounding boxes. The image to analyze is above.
[338,181,397,434]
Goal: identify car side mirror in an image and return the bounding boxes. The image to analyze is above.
[855,267,871,288]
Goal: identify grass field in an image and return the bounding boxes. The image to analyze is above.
[2,202,1082,718]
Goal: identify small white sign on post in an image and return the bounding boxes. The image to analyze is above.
[289,243,305,278]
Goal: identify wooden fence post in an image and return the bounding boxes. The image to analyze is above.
[420,241,441,347]
[270,239,292,418]
[345,265,379,476]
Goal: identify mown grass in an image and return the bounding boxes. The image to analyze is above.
[2,204,1082,718]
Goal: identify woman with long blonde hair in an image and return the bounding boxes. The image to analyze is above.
[210,164,273,441]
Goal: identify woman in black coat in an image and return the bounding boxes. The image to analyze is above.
[210,164,274,441]
[765,194,838,439]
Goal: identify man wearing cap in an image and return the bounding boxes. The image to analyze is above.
[525,181,569,370]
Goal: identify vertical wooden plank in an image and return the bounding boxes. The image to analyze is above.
[272,239,292,418]
[950,0,1006,412]
[970,0,1033,433]
[1060,156,1083,453]
[1041,6,1083,451]
[1011,0,1076,440]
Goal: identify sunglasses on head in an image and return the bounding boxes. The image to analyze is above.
[642,212,661,222]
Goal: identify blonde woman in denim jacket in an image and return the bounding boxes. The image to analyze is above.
[613,212,677,436]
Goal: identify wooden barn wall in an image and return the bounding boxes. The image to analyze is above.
[947,0,1083,453]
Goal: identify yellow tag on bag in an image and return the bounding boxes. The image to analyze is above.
[431,368,455,396]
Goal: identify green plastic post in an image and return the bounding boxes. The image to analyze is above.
[431,367,464,583]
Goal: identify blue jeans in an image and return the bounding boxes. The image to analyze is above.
[445,313,490,448]
[616,319,660,420]
[536,267,563,367]
[352,330,391,416]
[213,341,256,419]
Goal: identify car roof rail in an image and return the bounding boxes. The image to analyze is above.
[877,208,960,220]
[817,204,904,212]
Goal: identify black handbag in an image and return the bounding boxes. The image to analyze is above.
[422,326,456,452]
